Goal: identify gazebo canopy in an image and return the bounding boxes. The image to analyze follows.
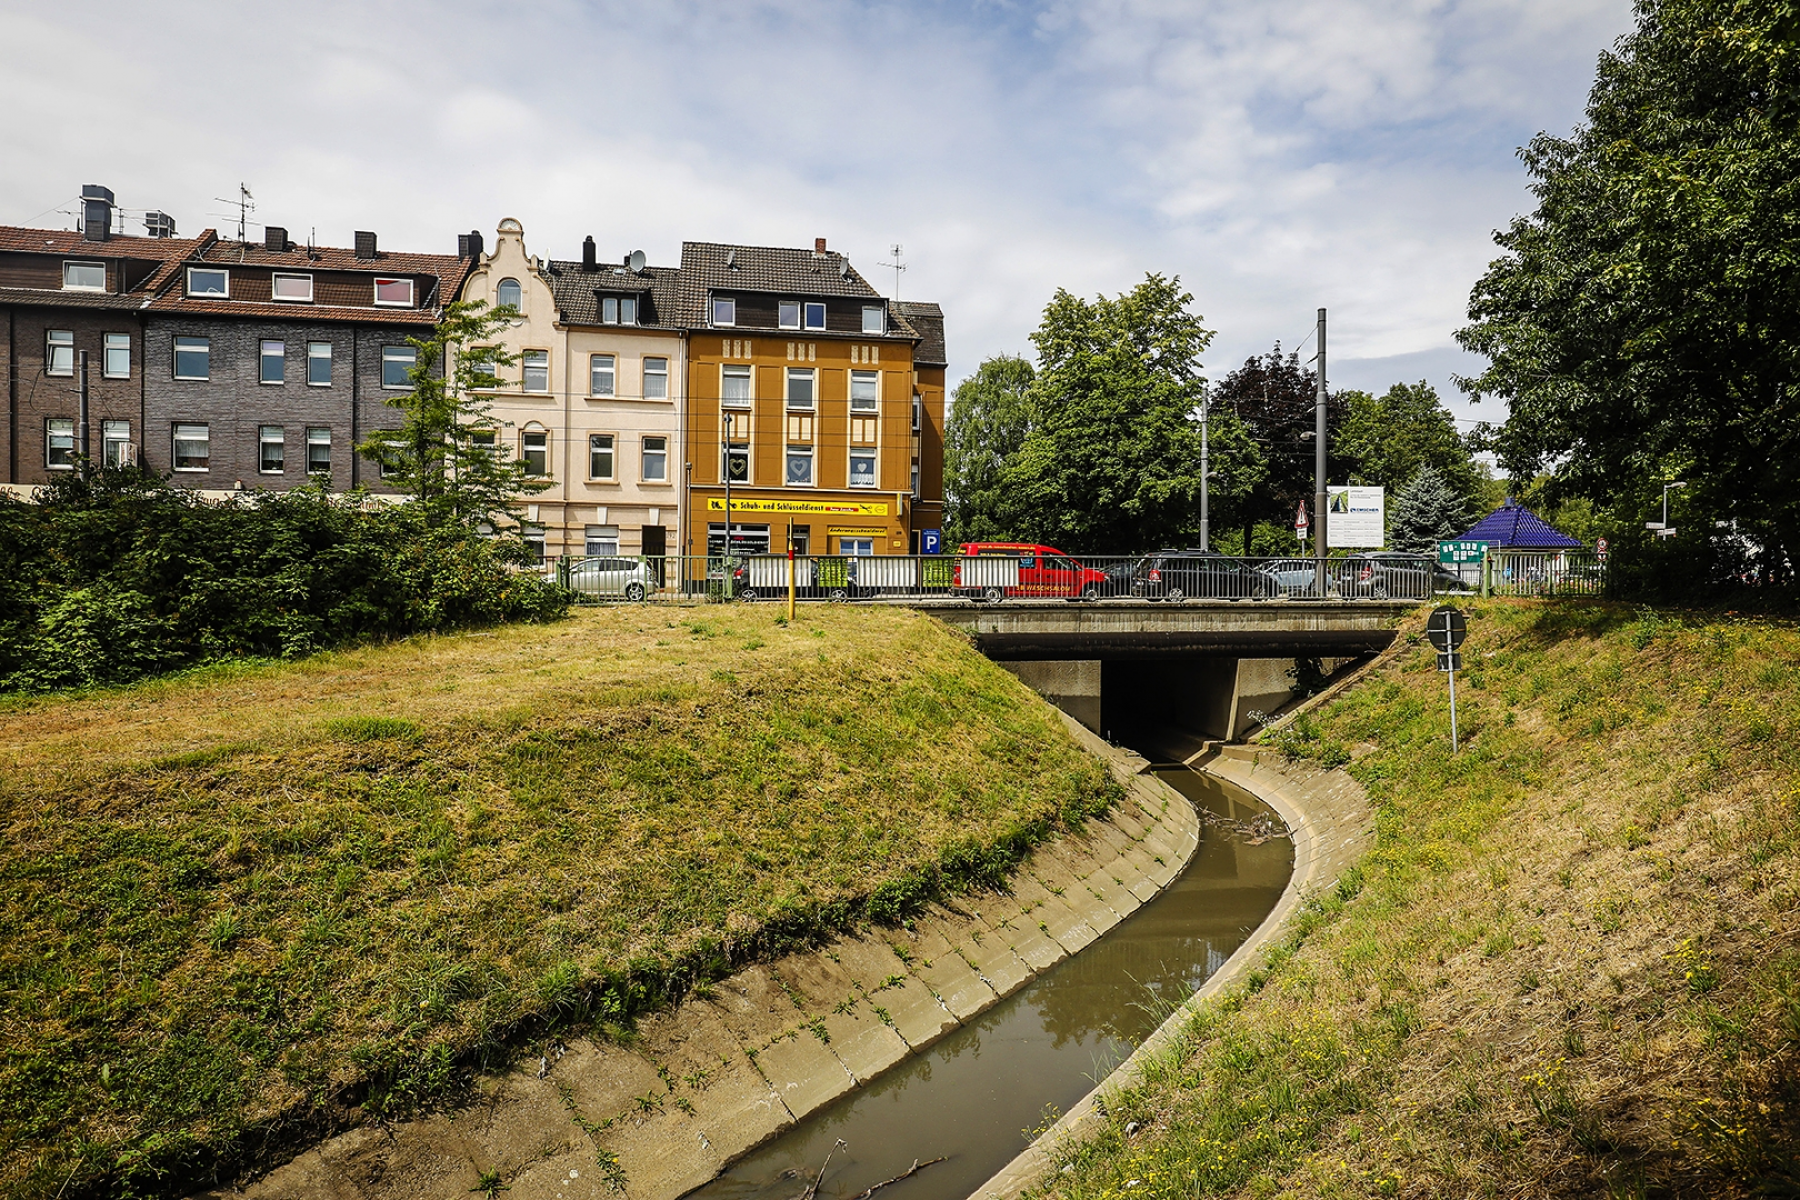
[1457,498,1583,549]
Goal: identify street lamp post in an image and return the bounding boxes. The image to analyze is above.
[1199,385,1210,552]
[1647,480,1686,538]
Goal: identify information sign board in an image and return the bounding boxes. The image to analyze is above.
[1327,486,1385,548]
[1438,539,1488,565]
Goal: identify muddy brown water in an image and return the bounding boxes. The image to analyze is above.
[686,766,1293,1200]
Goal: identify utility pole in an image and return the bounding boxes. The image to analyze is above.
[722,410,733,558]
[78,350,91,478]
[1313,307,1328,594]
[1198,384,1210,552]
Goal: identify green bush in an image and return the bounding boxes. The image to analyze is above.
[0,469,570,692]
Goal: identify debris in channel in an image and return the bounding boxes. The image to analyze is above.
[1199,808,1290,845]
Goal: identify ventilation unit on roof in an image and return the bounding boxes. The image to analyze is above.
[79,184,115,242]
[144,211,177,238]
[582,235,597,272]
[264,226,288,252]
[354,230,378,260]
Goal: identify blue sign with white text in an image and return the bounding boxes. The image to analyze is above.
[921,529,942,555]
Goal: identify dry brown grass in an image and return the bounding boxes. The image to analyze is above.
[1047,600,1799,1199]
[0,603,1116,1198]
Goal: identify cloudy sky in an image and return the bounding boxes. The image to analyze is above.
[2,0,1632,419]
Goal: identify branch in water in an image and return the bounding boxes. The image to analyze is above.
[848,1157,949,1200]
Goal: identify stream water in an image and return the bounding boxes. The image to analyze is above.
[686,765,1293,1200]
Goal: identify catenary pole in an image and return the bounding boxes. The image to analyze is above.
[1199,384,1210,552]
[1313,308,1328,593]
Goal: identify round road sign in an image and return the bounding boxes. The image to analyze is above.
[1427,605,1467,653]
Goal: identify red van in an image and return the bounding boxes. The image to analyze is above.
[955,542,1109,601]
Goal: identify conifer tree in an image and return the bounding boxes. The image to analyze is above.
[1388,465,1474,553]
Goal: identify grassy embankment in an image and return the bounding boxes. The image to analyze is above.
[1048,601,1798,1199]
[0,604,1117,1198]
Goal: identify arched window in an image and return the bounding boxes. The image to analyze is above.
[496,278,522,310]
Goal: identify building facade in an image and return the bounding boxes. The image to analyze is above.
[458,219,685,559]
[677,238,941,560]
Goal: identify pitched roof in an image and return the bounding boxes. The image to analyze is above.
[1458,499,1584,549]
[544,258,684,330]
[895,300,946,367]
[145,237,472,323]
[188,237,468,281]
[675,240,899,329]
[0,225,207,309]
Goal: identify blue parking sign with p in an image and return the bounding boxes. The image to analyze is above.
[921,529,942,555]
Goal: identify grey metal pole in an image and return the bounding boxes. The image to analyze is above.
[1313,308,1328,593]
[1448,662,1460,752]
[1199,387,1210,552]
[78,350,91,477]
[722,410,732,557]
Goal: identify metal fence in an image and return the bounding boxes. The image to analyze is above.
[1479,550,1608,597]
[544,550,1500,605]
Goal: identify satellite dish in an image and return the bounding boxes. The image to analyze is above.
[628,249,646,274]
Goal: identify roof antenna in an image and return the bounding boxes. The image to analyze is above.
[879,242,906,300]
[211,183,254,261]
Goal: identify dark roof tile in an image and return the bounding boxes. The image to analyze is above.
[544,259,684,330]
[895,300,946,367]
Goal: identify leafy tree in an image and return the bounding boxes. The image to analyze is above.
[1339,381,1482,502]
[358,300,547,533]
[1388,466,1476,553]
[945,355,1035,543]
[1457,0,1800,581]
[1000,275,1261,552]
[1210,344,1348,552]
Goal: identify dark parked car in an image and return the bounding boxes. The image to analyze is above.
[1259,557,1332,598]
[1337,552,1450,600]
[1131,550,1279,601]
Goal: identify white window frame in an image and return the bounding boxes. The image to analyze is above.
[172,423,210,471]
[271,273,314,302]
[642,435,669,483]
[307,341,333,387]
[496,278,522,310]
[849,448,878,489]
[103,332,130,379]
[260,340,286,385]
[373,277,414,307]
[522,349,550,393]
[186,267,229,298]
[173,336,210,381]
[590,354,616,398]
[585,524,621,556]
[850,369,879,412]
[588,432,616,481]
[721,363,752,408]
[785,367,815,411]
[45,329,75,377]
[381,345,415,389]
[785,443,814,487]
[643,356,668,400]
[62,260,105,291]
[803,302,826,330]
[778,300,801,330]
[862,305,885,334]
[103,420,131,468]
[258,425,286,474]
[711,295,736,327]
[46,418,75,470]
[306,426,332,475]
[521,428,550,477]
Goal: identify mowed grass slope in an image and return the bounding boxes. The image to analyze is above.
[0,604,1116,1197]
[1047,602,1798,1200]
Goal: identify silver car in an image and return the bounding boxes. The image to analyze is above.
[561,556,655,601]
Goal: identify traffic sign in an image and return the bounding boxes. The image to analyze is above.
[1595,536,1609,555]
[921,528,942,555]
[1436,651,1463,672]
[1294,500,1309,536]
[1426,605,1467,653]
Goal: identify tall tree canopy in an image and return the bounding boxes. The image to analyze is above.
[944,356,1035,543]
[1338,381,1483,505]
[1458,0,1800,576]
[1210,345,1349,549]
[999,275,1260,553]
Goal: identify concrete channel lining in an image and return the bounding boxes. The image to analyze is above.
[967,744,1374,1200]
[196,715,1204,1200]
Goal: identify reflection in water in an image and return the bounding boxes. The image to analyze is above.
[688,767,1292,1200]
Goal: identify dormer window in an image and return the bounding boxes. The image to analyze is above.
[601,295,638,325]
[712,296,735,326]
[62,261,105,291]
[374,277,414,307]
[272,273,313,302]
[187,268,229,298]
[779,301,801,329]
[863,305,885,334]
[803,302,825,330]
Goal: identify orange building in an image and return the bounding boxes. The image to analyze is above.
[677,239,944,559]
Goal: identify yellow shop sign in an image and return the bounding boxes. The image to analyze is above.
[705,498,890,516]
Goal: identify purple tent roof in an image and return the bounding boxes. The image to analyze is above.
[1457,498,1584,549]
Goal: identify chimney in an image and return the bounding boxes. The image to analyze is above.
[354,230,378,260]
[264,226,288,252]
[144,211,177,238]
[458,229,484,259]
[814,237,827,255]
[80,184,115,242]
[582,235,597,272]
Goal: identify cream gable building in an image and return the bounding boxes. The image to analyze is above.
[459,218,685,560]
